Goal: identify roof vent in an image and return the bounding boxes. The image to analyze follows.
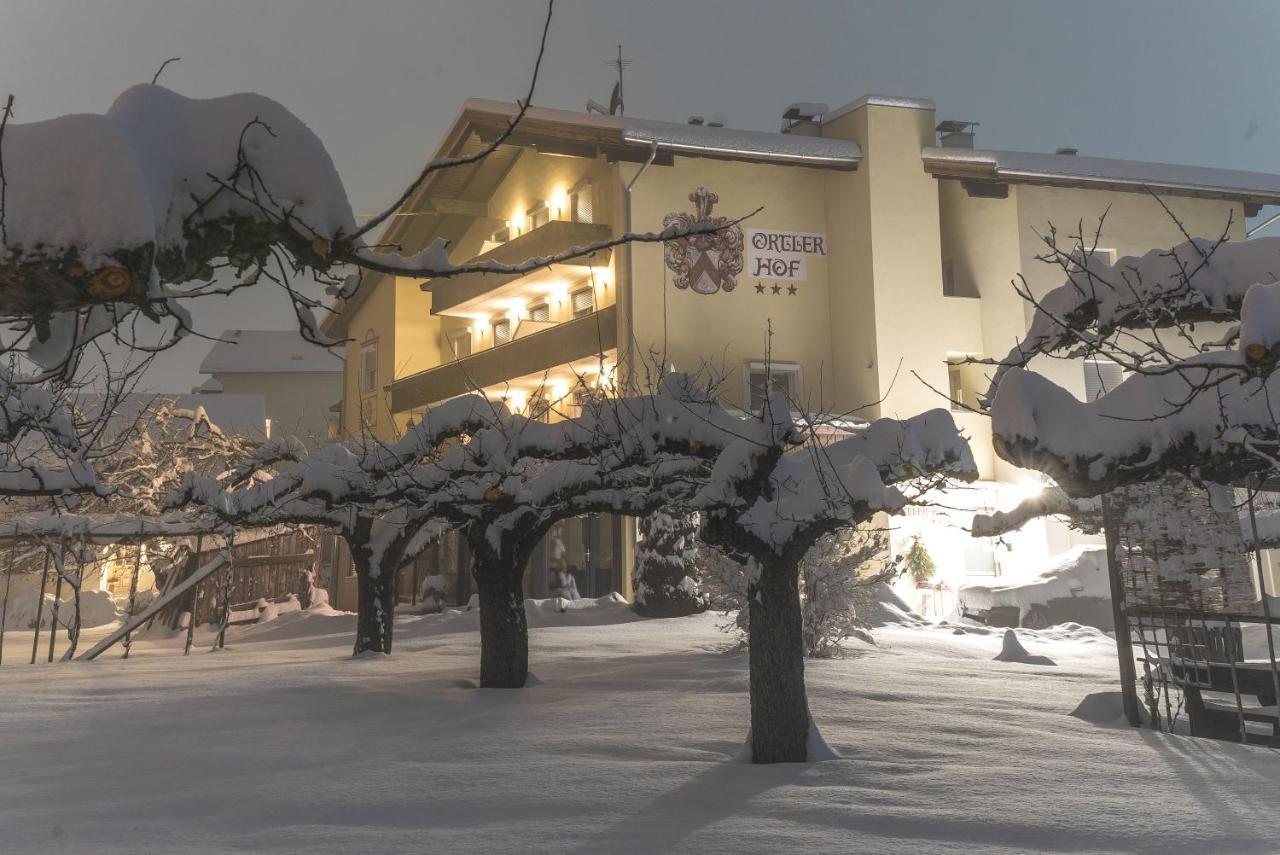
[781,102,829,134]
[1055,146,1079,156]
[687,115,705,126]
[937,120,978,149]
[705,112,726,129]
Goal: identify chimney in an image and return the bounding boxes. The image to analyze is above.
[1055,146,1079,156]
[781,102,829,135]
[936,120,978,149]
[687,115,705,126]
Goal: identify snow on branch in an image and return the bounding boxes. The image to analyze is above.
[979,235,1280,406]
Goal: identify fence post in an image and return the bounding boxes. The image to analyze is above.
[47,544,65,663]
[1102,495,1143,727]
[30,550,49,665]
[184,535,203,656]
[123,532,145,660]
[0,546,13,665]
[215,536,235,650]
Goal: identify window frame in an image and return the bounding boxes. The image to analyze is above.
[569,179,594,224]
[744,361,801,415]
[528,302,551,323]
[359,335,379,397]
[492,317,513,345]
[570,286,595,319]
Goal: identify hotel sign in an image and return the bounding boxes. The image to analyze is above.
[747,229,826,280]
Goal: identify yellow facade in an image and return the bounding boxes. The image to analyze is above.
[322,94,1271,602]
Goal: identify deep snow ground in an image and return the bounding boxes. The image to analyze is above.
[1,602,1278,854]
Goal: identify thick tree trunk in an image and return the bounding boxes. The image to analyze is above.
[473,543,529,688]
[746,555,809,763]
[351,547,397,656]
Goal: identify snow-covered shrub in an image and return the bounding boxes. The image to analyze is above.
[800,527,898,658]
[701,526,901,658]
[632,510,707,617]
[417,574,447,614]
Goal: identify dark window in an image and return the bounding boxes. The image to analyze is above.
[746,363,799,414]
[571,287,595,319]
[529,302,550,322]
[492,318,512,345]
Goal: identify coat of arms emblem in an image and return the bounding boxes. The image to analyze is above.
[662,187,743,295]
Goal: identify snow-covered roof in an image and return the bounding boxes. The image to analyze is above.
[923,146,1280,205]
[622,118,861,168]
[199,330,343,375]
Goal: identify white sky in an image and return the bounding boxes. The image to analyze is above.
[2,0,1277,390]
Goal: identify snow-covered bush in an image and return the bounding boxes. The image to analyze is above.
[632,510,707,618]
[800,527,898,659]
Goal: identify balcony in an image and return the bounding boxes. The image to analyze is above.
[430,220,612,316]
[390,304,618,413]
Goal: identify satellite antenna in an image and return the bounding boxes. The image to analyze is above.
[586,44,630,116]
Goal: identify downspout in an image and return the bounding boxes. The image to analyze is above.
[622,141,659,389]
[621,141,658,605]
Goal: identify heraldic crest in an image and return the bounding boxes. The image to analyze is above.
[662,187,744,295]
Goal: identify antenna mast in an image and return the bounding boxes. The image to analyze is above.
[608,44,631,116]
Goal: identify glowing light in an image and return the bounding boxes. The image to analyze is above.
[1013,479,1044,503]
[510,208,524,236]
[549,378,571,401]
[591,267,612,288]
[505,391,527,413]
[549,188,568,218]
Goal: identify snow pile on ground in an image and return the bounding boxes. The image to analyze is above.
[953,545,1109,617]
[992,628,1056,666]
[2,589,119,630]
[3,604,1280,853]
[857,580,928,627]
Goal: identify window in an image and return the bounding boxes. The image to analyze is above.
[746,362,800,414]
[492,318,512,345]
[360,339,378,395]
[527,202,550,231]
[571,287,595,319]
[528,302,550,322]
[448,330,472,360]
[569,180,594,224]
[948,362,965,411]
[1083,359,1125,401]
[1068,247,1116,270]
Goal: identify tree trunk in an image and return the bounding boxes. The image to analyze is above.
[352,548,397,656]
[746,555,809,763]
[474,545,529,688]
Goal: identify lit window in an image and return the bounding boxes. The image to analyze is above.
[449,331,472,360]
[746,362,800,415]
[528,302,550,322]
[1083,359,1125,401]
[571,287,594,319]
[360,340,378,395]
[492,318,512,345]
[569,180,593,224]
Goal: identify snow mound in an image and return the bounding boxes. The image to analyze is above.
[2,590,119,629]
[858,581,928,627]
[993,629,1056,666]
[1069,691,1149,727]
[735,715,841,763]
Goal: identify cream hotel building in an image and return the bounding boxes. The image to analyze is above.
[323,93,1280,613]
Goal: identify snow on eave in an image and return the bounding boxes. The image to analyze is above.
[622,118,861,170]
[923,146,1280,205]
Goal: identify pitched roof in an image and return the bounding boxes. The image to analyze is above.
[922,147,1280,206]
[198,330,343,375]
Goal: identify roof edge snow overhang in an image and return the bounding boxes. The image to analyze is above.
[922,146,1280,208]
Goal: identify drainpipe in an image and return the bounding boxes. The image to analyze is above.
[622,141,659,389]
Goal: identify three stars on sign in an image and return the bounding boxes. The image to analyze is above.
[753,283,799,296]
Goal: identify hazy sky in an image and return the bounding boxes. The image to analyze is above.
[2,0,1277,390]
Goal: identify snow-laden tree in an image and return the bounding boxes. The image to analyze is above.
[696,397,976,762]
[632,510,708,618]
